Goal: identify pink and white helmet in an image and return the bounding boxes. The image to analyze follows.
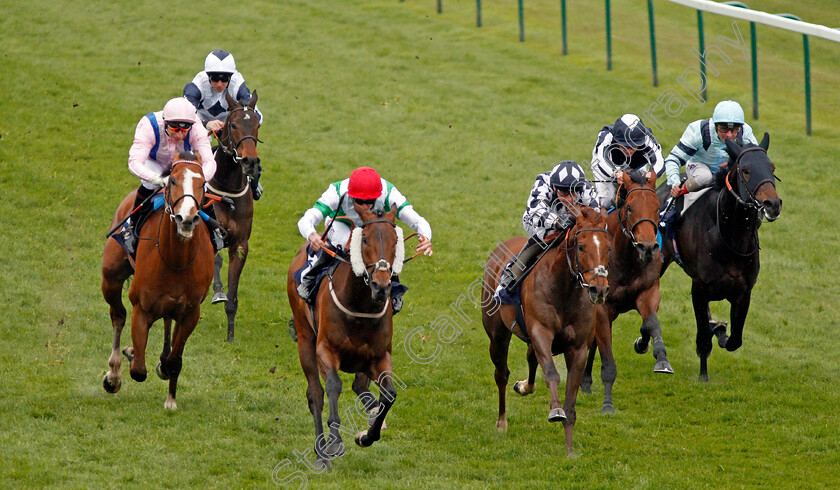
[162,97,197,123]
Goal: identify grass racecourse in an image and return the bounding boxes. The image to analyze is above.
[3,0,840,487]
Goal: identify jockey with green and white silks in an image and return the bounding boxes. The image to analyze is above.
[664,100,758,197]
[295,166,433,305]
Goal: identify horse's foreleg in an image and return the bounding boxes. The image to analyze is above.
[297,333,329,471]
[356,354,396,448]
[725,291,752,352]
[102,273,128,393]
[581,339,596,395]
[513,344,538,397]
[156,319,172,380]
[322,369,346,459]
[212,252,227,304]
[637,287,673,374]
[592,307,617,414]
[224,240,249,342]
[529,327,565,423]
[162,309,199,410]
[562,345,590,456]
[129,307,153,383]
[692,283,713,382]
[487,324,512,431]
[351,373,382,429]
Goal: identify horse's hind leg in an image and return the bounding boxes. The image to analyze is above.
[562,345,590,456]
[581,341,596,394]
[636,288,673,374]
[224,240,249,342]
[486,322,512,431]
[211,252,228,304]
[513,344,537,396]
[351,373,385,429]
[156,319,172,380]
[101,264,130,393]
[691,283,714,382]
[724,291,752,352]
[593,307,617,414]
[356,356,397,448]
[529,326,566,423]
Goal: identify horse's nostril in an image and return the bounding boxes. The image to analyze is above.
[174,215,183,224]
[192,215,200,225]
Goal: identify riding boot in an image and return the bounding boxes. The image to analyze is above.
[122,185,155,255]
[494,237,545,302]
[390,274,409,314]
[297,250,333,305]
[205,219,227,252]
[250,165,263,201]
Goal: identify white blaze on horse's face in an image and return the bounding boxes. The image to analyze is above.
[174,168,202,238]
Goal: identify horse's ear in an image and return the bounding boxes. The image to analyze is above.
[724,138,741,161]
[385,207,397,223]
[225,90,240,110]
[759,132,770,151]
[646,171,657,188]
[248,90,258,108]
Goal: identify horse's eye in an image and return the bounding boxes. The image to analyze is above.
[170,178,177,186]
[578,245,584,252]
[362,237,368,245]
[230,123,237,130]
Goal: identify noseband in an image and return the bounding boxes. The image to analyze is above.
[164,160,205,219]
[618,186,658,247]
[352,218,399,286]
[564,226,609,289]
[726,146,776,211]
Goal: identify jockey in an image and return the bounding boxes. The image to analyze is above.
[664,100,758,197]
[183,49,265,200]
[296,167,434,309]
[495,160,599,302]
[590,114,664,208]
[122,97,225,254]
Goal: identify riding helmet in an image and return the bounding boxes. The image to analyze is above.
[204,50,237,74]
[712,100,745,127]
[162,97,197,123]
[611,114,648,148]
[549,160,586,191]
[348,167,383,200]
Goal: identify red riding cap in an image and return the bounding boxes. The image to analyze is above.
[348,167,382,200]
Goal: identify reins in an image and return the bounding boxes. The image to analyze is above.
[617,186,658,247]
[715,147,773,257]
[564,226,610,289]
[154,160,206,271]
[208,106,262,196]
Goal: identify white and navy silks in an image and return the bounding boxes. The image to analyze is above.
[183,72,263,127]
[521,171,599,242]
[590,125,664,208]
[296,178,432,280]
[664,118,757,189]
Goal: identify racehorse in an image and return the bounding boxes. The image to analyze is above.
[101,152,215,409]
[581,170,673,414]
[482,206,610,455]
[208,90,261,342]
[657,133,782,381]
[287,205,404,470]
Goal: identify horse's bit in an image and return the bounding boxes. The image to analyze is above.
[565,227,610,289]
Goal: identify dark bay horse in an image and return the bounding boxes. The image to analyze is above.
[208,90,261,342]
[482,206,610,455]
[101,153,215,409]
[582,170,673,414]
[287,205,403,470]
[657,133,782,381]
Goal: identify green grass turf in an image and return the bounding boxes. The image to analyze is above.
[2,0,840,487]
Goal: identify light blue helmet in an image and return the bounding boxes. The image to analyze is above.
[712,100,745,126]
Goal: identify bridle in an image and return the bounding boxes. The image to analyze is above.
[355,218,398,286]
[217,106,262,164]
[157,160,205,271]
[564,225,609,289]
[617,186,658,247]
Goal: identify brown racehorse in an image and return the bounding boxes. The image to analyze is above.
[208,91,261,342]
[482,206,610,455]
[101,152,215,409]
[656,134,782,381]
[581,170,673,414]
[287,205,403,470]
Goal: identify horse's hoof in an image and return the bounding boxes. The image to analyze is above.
[634,337,650,354]
[156,362,169,380]
[602,403,615,415]
[496,418,508,432]
[355,430,370,447]
[102,373,121,394]
[315,457,332,471]
[122,346,134,362]
[654,360,674,374]
[322,442,345,459]
[580,379,592,394]
[548,408,567,423]
[164,397,177,410]
[513,380,534,396]
[698,373,709,383]
[713,323,729,348]
[212,291,228,304]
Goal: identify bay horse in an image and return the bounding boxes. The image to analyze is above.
[581,170,673,414]
[482,206,610,455]
[101,152,215,409]
[657,133,782,381]
[208,90,261,342]
[287,205,403,470]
